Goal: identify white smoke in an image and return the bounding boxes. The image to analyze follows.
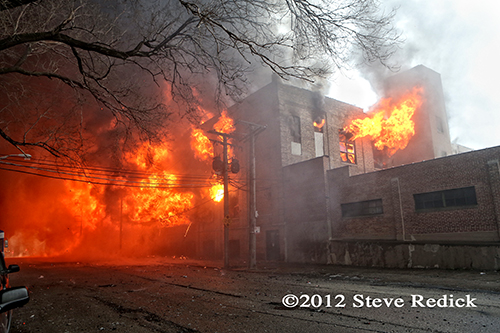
[329,0,500,150]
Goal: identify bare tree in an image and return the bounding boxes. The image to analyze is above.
[0,0,399,159]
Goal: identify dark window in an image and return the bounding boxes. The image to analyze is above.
[341,199,383,218]
[414,186,477,211]
[339,130,356,164]
[290,116,301,143]
[436,116,444,134]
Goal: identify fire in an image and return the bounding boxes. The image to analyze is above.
[190,110,235,160]
[210,183,224,202]
[189,110,236,202]
[313,118,325,130]
[3,107,237,258]
[343,87,423,156]
[121,141,194,226]
[191,127,213,161]
[63,182,103,232]
[214,110,235,135]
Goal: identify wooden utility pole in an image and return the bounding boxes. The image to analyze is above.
[120,195,123,251]
[222,134,230,269]
[248,132,257,269]
[238,120,266,270]
[209,131,233,269]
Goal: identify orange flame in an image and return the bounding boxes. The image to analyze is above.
[191,127,214,161]
[214,110,235,135]
[209,183,224,202]
[189,110,236,202]
[122,142,194,226]
[344,87,423,156]
[313,118,325,129]
[6,108,237,258]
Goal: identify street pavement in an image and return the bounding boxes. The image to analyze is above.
[5,256,500,332]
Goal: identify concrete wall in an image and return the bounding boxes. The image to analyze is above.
[329,240,500,270]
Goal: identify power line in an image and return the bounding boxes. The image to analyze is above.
[0,156,220,189]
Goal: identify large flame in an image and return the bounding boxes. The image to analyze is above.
[214,110,235,135]
[121,142,194,226]
[191,127,213,161]
[1,85,238,259]
[210,183,224,203]
[344,87,424,156]
[190,110,235,203]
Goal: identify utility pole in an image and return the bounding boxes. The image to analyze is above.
[222,134,230,269]
[209,131,234,269]
[238,120,266,270]
[248,132,257,269]
[209,122,264,270]
[120,195,123,251]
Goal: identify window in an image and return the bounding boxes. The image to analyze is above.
[414,186,477,211]
[339,130,356,164]
[314,116,325,157]
[290,116,302,155]
[315,132,324,157]
[290,116,301,143]
[436,116,444,134]
[341,199,383,218]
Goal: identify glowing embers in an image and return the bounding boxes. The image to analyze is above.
[343,87,424,157]
[339,130,356,164]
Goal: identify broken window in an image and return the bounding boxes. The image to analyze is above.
[339,130,356,164]
[341,199,383,218]
[414,186,477,211]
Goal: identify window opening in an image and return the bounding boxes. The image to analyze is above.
[339,130,356,164]
[341,199,383,218]
[414,186,477,211]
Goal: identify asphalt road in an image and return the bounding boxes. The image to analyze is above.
[5,257,500,332]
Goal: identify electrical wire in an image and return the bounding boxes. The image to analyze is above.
[0,156,219,189]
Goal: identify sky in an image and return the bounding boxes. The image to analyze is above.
[327,0,500,150]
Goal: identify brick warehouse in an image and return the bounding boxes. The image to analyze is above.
[190,65,500,270]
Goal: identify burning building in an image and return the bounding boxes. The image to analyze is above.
[221,65,500,269]
[2,64,498,270]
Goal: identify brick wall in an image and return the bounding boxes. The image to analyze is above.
[229,78,375,262]
[328,146,500,242]
[283,156,330,263]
